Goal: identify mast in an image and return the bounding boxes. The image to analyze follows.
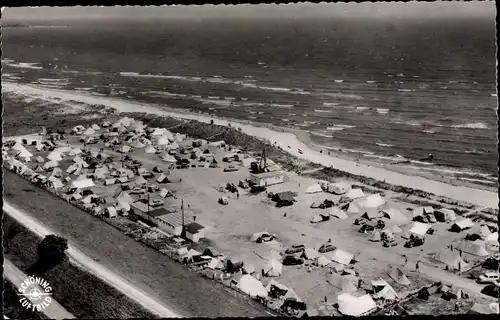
[181,199,185,238]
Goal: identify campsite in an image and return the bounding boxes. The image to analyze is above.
[3,116,499,316]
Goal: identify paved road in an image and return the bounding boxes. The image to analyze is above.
[4,201,182,318]
[4,259,75,319]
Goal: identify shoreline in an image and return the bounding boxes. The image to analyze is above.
[3,82,498,209]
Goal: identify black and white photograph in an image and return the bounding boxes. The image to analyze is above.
[1,2,498,318]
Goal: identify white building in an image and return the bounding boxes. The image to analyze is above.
[249,171,285,187]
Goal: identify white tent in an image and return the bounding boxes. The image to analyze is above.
[413,206,434,217]
[152,128,166,136]
[161,154,177,163]
[115,191,134,204]
[316,255,331,267]
[35,143,45,152]
[83,127,96,136]
[134,176,148,186]
[328,274,357,293]
[302,248,320,260]
[263,259,283,277]
[372,283,399,300]
[452,219,475,231]
[117,201,131,212]
[159,188,170,198]
[434,250,469,271]
[434,208,457,222]
[47,151,63,162]
[119,145,132,153]
[328,249,354,266]
[459,240,489,257]
[237,275,268,298]
[305,183,323,194]
[156,136,171,146]
[145,146,157,154]
[91,123,101,130]
[51,179,64,189]
[388,266,411,286]
[207,258,224,270]
[338,294,376,317]
[71,179,95,189]
[485,232,498,243]
[157,174,169,183]
[344,188,365,200]
[347,203,360,214]
[330,207,348,220]
[106,206,118,218]
[357,193,385,209]
[105,178,117,185]
[409,222,430,237]
[43,160,59,170]
[36,156,45,163]
[382,208,409,226]
[130,140,145,149]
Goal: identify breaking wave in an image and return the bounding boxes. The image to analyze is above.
[452,122,488,130]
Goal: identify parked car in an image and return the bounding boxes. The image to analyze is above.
[383,239,398,247]
[250,185,267,194]
[218,197,229,205]
[318,243,336,253]
[152,166,163,173]
[358,224,375,233]
[142,172,155,179]
[130,187,146,195]
[282,255,304,266]
[149,199,164,207]
[257,234,275,243]
[476,272,500,284]
[238,180,249,189]
[404,238,424,248]
[276,200,294,208]
[285,244,306,255]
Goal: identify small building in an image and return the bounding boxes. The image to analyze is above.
[185,222,205,243]
[249,171,285,187]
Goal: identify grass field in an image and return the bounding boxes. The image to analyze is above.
[3,171,275,318]
[3,214,156,319]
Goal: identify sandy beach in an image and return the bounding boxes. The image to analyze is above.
[4,82,497,209]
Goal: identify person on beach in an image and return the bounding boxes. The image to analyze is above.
[403,255,408,266]
[415,261,420,273]
[454,301,460,312]
[450,245,453,251]
[236,191,240,199]
[283,212,287,217]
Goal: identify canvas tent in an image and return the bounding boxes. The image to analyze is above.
[382,208,409,226]
[347,203,361,214]
[388,267,411,286]
[47,151,63,162]
[316,256,331,267]
[357,193,385,209]
[207,258,224,270]
[413,206,434,217]
[36,156,45,163]
[369,230,381,242]
[409,222,431,238]
[434,250,469,271]
[115,191,134,204]
[161,153,177,163]
[328,249,354,266]
[434,208,456,222]
[159,188,170,198]
[486,232,498,243]
[330,207,348,220]
[302,248,320,260]
[250,232,271,242]
[361,209,383,220]
[328,274,357,293]
[305,183,323,194]
[72,179,95,189]
[134,176,147,186]
[459,240,489,257]
[451,219,475,232]
[157,174,170,183]
[344,188,365,200]
[237,275,268,298]
[468,302,500,315]
[337,294,376,317]
[145,146,157,154]
[263,259,283,277]
[372,282,399,300]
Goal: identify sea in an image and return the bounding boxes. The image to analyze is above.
[2,17,497,184]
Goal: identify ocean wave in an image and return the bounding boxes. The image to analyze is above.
[376,108,389,114]
[334,80,344,83]
[326,124,355,131]
[355,106,369,111]
[322,102,340,107]
[314,109,333,113]
[423,130,436,134]
[375,142,394,147]
[38,78,69,82]
[452,122,488,129]
[5,62,43,70]
[119,72,139,76]
[398,89,414,92]
[309,131,333,138]
[270,103,294,108]
[490,93,497,97]
[258,86,291,92]
[366,80,377,83]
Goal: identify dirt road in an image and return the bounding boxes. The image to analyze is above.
[4,201,183,318]
[4,259,75,319]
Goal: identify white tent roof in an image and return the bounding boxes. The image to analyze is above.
[264,259,283,277]
[36,156,45,163]
[237,275,268,298]
[344,188,365,200]
[145,146,157,154]
[328,249,354,266]
[413,206,434,217]
[409,222,431,237]
[338,294,376,317]
[330,207,348,219]
[116,191,134,204]
[91,123,101,130]
[51,179,64,189]
[207,258,223,270]
[453,218,475,230]
[382,208,409,226]
[347,203,360,214]
[134,176,147,185]
[83,127,96,136]
[459,240,489,257]
[485,232,498,243]
[152,128,166,136]
[388,266,411,286]
[161,154,177,163]
[357,193,385,209]
[157,174,169,183]
[47,151,63,162]
[316,255,331,267]
[305,183,323,194]
[71,179,95,189]
[373,283,399,300]
[159,188,170,198]
[434,250,469,270]
[328,274,357,293]
[43,160,59,169]
[303,248,320,260]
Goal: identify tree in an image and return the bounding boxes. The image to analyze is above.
[36,235,68,270]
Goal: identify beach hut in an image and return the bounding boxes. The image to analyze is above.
[305,183,323,194]
[263,259,283,277]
